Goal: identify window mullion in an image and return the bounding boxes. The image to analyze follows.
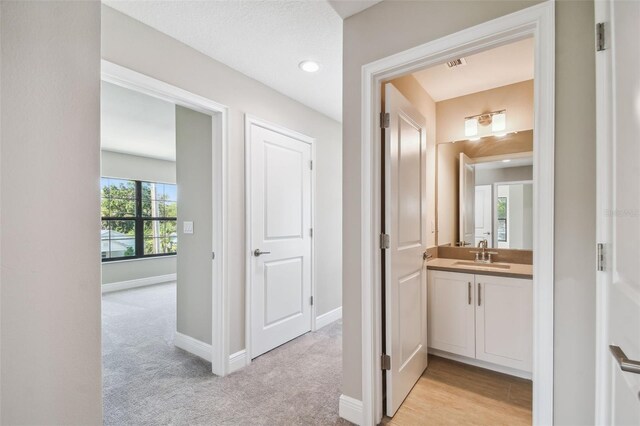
[135,180,144,258]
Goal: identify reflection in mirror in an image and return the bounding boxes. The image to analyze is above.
[436,131,534,251]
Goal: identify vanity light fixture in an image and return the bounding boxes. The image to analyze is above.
[464,110,507,140]
[298,60,320,73]
[492,111,507,132]
[464,117,478,137]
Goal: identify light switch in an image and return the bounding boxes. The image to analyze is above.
[183,221,194,234]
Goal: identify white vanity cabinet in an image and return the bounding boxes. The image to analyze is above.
[427,270,475,358]
[427,269,532,374]
[475,275,533,371]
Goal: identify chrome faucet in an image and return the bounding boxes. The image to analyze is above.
[470,239,498,263]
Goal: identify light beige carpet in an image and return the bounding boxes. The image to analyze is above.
[103,282,348,425]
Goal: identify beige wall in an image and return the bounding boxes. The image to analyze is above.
[389,76,437,247]
[436,80,534,143]
[436,141,465,246]
[1,1,102,423]
[342,1,596,425]
[102,6,343,353]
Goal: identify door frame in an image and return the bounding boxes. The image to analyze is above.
[244,114,316,363]
[593,0,612,422]
[359,2,555,425]
[101,60,230,377]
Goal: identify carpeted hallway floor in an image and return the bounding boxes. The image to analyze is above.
[102,282,349,425]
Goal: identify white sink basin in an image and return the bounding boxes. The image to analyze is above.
[453,261,511,270]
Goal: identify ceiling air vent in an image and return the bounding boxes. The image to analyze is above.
[446,58,467,68]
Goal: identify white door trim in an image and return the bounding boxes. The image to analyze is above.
[359,2,555,425]
[101,60,230,377]
[594,1,612,423]
[244,114,316,364]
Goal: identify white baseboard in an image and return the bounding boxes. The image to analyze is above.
[228,350,248,373]
[428,348,532,380]
[315,306,342,330]
[174,332,212,362]
[101,273,176,293]
[339,394,363,425]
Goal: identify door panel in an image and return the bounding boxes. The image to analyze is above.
[476,276,532,372]
[459,153,475,246]
[475,185,492,247]
[596,0,640,423]
[384,83,428,416]
[427,270,476,358]
[249,122,312,359]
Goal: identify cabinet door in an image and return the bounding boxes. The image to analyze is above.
[427,270,475,358]
[475,275,532,371]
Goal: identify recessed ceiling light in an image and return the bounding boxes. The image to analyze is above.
[502,159,512,163]
[299,60,320,73]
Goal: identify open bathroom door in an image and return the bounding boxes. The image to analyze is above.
[383,83,429,416]
[595,0,640,424]
[459,153,475,246]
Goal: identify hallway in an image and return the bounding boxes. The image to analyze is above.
[102,283,346,425]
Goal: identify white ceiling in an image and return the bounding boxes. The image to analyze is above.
[413,37,534,102]
[101,81,177,161]
[104,0,344,122]
[327,0,383,19]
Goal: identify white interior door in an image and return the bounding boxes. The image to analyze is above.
[248,120,313,359]
[596,1,640,424]
[475,184,492,247]
[383,83,428,416]
[459,153,475,246]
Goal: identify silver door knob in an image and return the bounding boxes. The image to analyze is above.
[253,249,271,257]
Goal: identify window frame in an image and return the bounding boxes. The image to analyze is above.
[101,179,177,262]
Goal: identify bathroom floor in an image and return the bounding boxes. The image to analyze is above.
[384,355,532,425]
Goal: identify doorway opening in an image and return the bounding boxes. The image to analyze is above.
[100,61,229,387]
[360,3,554,425]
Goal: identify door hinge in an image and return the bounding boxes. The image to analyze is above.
[310,160,313,170]
[310,228,313,237]
[381,354,391,370]
[380,233,390,249]
[596,22,606,52]
[380,112,390,129]
[597,243,605,271]
[212,251,215,260]
[310,296,314,306]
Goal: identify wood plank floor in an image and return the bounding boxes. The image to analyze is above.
[384,355,532,425]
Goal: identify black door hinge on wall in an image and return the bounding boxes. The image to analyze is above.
[381,354,391,370]
[596,22,606,52]
[380,112,390,129]
[597,243,605,271]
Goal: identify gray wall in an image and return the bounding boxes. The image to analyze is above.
[175,106,213,344]
[101,150,177,285]
[475,165,533,185]
[342,1,596,424]
[102,5,343,353]
[0,1,102,423]
[101,149,176,183]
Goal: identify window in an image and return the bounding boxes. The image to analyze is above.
[497,196,507,242]
[101,178,177,261]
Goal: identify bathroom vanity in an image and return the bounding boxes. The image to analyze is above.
[426,260,532,378]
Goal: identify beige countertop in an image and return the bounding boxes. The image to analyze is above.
[427,257,533,279]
